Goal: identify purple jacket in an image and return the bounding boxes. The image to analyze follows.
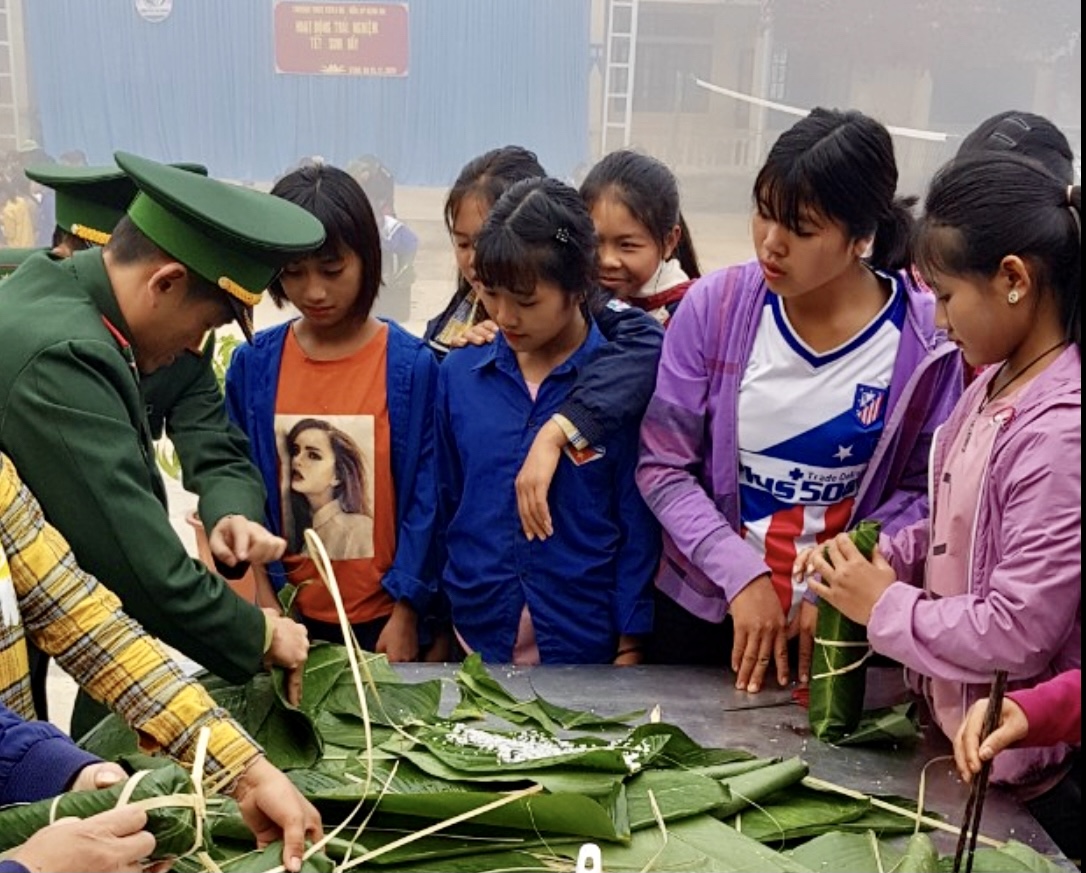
[871,346,1081,789]
[636,260,961,622]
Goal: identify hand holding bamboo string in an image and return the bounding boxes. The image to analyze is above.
[953,688,1032,784]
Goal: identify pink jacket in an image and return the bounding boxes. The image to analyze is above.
[869,346,1081,790]
[1010,670,1081,749]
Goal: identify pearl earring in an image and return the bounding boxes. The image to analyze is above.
[1008,290,1021,304]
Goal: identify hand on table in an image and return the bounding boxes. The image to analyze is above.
[787,599,818,686]
[729,575,788,693]
[613,635,645,666]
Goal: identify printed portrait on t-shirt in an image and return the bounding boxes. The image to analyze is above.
[275,414,376,561]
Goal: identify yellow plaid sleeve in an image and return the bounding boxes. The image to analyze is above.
[0,454,261,780]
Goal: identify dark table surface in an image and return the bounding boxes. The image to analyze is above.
[396,662,1075,869]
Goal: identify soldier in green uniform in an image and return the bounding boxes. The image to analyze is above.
[24,164,283,583]
[11,162,293,731]
[1,162,142,276]
[0,153,324,730]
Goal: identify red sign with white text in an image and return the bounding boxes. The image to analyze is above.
[274,3,409,77]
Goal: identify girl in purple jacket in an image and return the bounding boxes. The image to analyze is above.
[805,154,1081,858]
[636,108,961,691]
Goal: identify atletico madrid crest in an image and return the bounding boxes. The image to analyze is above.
[852,384,888,428]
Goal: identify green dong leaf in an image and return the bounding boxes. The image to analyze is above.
[0,764,202,859]
[809,519,881,743]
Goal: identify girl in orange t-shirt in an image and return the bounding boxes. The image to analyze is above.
[226,164,439,661]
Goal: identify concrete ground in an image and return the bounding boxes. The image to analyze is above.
[46,187,755,734]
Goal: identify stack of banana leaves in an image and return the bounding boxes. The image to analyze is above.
[0,646,1058,872]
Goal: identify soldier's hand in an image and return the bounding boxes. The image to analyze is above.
[263,609,309,705]
[210,515,287,567]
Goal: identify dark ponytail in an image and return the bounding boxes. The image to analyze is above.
[957,110,1075,185]
[675,214,702,279]
[475,177,598,300]
[871,196,918,272]
[1065,185,1081,346]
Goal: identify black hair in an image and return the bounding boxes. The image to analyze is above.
[105,215,160,263]
[957,111,1075,185]
[105,216,230,309]
[268,163,383,318]
[580,149,701,279]
[753,107,916,271]
[439,146,549,314]
[915,152,1081,347]
[474,177,597,300]
[444,146,547,234]
[53,227,91,251]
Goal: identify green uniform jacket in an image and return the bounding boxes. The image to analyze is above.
[0,248,266,682]
[0,247,46,279]
[141,332,266,571]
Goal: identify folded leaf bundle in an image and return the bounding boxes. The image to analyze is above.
[0,763,204,859]
[809,520,881,743]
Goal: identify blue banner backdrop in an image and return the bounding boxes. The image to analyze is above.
[24,0,591,185]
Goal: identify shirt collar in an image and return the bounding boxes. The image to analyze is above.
[472,319,604,379]
[69,247,137,347]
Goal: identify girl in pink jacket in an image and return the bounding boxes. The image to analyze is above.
[802,153,1081,859]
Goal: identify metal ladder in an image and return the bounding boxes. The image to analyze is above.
[0,0,22,154]
[599,0,640,155]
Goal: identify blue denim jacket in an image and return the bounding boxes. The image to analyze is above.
[435,325,659,663]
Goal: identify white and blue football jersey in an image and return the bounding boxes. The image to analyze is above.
[738,277,905,620]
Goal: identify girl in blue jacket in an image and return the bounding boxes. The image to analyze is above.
[226,164,438,661]
[425,146,664,545]
[435,178,659,665]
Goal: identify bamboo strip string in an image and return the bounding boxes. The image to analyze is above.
[304,528,377,801]
[802,776,1002,848]
[337,784,545,871]
[809,638,875,681]
[637,789,668,873]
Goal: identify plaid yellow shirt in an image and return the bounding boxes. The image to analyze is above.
[0,453,260,779]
